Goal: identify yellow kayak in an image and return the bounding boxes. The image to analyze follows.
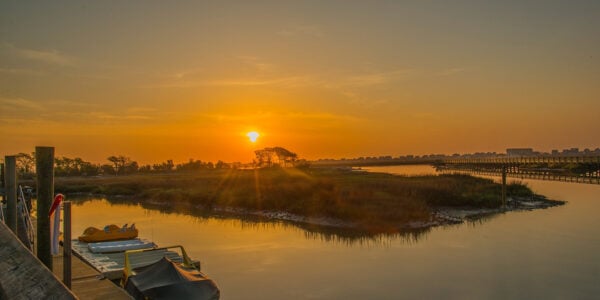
[78,224,138,243]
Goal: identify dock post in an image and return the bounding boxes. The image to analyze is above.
[36,146,54,269]
[63,201,72,288]
[501,165,507,210]
[4,156,17,233]
[1,162,4,195]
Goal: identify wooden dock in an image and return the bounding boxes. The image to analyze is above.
[28,217,133,299]
[52,247,132,299]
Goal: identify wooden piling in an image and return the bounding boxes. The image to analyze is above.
[0,163,4,192]
[501,165,507,209]
[63,201,72,288]
[4,156,17,233]
[36,146,54,269]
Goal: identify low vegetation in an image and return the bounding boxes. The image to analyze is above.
[48,167,535,230]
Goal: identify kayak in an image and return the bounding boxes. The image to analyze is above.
[78,223,138,243]
[88,239,156,253]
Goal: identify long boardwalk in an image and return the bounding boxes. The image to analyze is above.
[440,155,600,185]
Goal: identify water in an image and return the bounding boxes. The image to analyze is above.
[68,166,600,299]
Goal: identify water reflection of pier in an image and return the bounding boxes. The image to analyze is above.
[439,155,600,185]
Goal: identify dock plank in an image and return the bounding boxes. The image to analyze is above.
[52,248,132,300]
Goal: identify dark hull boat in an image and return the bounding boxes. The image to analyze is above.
[121,246,220,300]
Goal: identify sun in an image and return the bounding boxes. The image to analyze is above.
[246,131,260,143]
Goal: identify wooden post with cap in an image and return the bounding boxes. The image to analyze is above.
[501,165,507,209]
[36,146,54,269]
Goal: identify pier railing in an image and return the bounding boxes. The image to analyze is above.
[442,155,600,164]
[439,155,600,185]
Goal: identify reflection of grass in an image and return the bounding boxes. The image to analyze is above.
[54,167,534,230]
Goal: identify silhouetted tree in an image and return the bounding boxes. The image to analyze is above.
[153,160,174,172]
[215,160,229,169]
[176,159,214,171]
[254,147,298,167]
[107,155,135,175]
[101,164,116,175]
[16,152,35,177]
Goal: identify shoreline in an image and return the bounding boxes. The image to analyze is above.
[206,195,565,233]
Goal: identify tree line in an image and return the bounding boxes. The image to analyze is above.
[11,152,236,178]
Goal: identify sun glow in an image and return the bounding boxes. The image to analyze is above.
[246,131,260,143]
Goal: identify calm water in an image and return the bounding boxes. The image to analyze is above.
[69,166,600,299]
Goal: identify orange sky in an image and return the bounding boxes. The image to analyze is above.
[1,1,599,164]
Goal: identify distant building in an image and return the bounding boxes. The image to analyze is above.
[506,148,534,157]
[562,148,580,156]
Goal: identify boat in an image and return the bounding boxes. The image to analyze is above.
[121,245,220,300]
[88,238,156,253]
[78,223,138,243]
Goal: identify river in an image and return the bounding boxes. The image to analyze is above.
[69,165,599,299]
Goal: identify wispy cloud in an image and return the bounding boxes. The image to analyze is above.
[278,25,324,38]
[168,67,205,80]
[0,97,44,110]
[142,75,311,89]
[145,68,413,90]
[343,69,414,87]
[47,99,100,108]
[87,112,152,121]
[235,55,275,72]
[3,43,76,66]
[127,107,158,113]
[436,67,466,76]
[285,111,364,123]
[202,111,363,124]
[204,76,310,87]
[0,67,45,76]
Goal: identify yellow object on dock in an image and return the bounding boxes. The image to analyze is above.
[78,224,138,243]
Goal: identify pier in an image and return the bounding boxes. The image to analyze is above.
[0,221,132,299]
[1,147,133,299]
[440,155,600,185]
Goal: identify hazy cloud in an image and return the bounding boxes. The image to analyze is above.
[0,67,45,76]
[0,97,44,110]
[343,69,414,87]
[47,99,100,108]
[203,111,363,124]
[436,68,466,76]
[3,43,76,66]
[235,56,275,72]
[143,61,415,93]
[90,112,151,121]
[278,25,324,38]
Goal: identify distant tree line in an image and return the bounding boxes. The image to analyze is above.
[8,146,304,178]
[11,152,237,178]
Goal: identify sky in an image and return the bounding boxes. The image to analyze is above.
[1,0,599,164]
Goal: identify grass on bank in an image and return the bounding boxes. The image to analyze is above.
[51,167,534,228]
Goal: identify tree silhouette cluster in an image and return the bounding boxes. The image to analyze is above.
[254,147,298,167]
[8,154,236,178]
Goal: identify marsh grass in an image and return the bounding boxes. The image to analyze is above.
[53,167,533,229]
